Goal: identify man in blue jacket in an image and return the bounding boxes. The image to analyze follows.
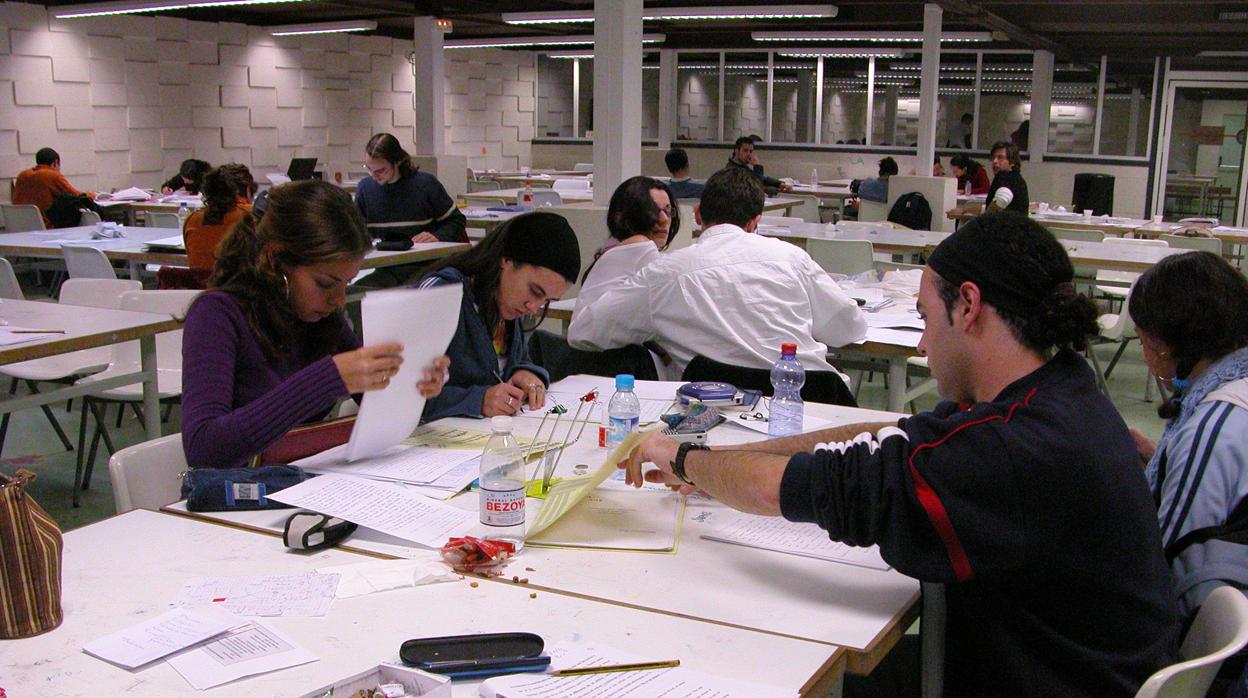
[622,212,1180,697]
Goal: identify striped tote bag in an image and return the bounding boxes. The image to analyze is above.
[0,469,63,638]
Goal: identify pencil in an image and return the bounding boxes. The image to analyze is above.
[550,660,680,677]
[10,330,66,334]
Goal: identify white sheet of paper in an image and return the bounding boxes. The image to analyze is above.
[173,572,340,617]
[864,312,924,331]
[298,442,479,486]
[479,641,795,698]
[865,327,922,348]
[108,187,152,201]
[143,234,185,250]
[527,489,684,551]
[521,393,673,424]
[316,554,457,598]
[347,284,462,461]
[82,605,237,669]
[166,620,316,690]
[0,327,63,346]
[724,411,831,436]
[267,473,475,548]
[547,375,680,403]
[700,511,889,570]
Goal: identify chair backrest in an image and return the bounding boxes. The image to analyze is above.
[467,179,501,193]
[665,202,698,252]
[0,204,45,232]
[858,199,890,223]
[573,163,594,172]
[681,354,857,407]
[1049,227,1105,244]
[59,278,141,309]
[0,258,23,300]
[546,204,610,298]
[527,330,659,384]
[146,211,181,229]
[787,194,822,224]
[807,238,876,276]
[62,245,118,279]
[1161,234,1222,254]
[107,433,187,513]
[1134,587,1248,698]
[530,190,563,208]
[1179,216,1220,227]
[1097,237,1169,285]
[552,178,591,194]
[78,209,101,226]
[114,289,200,370]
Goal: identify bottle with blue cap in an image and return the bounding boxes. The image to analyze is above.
[605,374,640,450]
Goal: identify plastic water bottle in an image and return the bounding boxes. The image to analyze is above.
[605,374,641,451]
[176,202,189,227]
[769,343,806,438]
[519,183,535,211]
[810,168,819,189]
[964,179,973,197]
[479,416,525,549]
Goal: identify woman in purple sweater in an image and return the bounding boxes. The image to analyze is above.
[181,180,449,469]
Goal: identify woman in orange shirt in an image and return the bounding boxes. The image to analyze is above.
[184,164,257,271]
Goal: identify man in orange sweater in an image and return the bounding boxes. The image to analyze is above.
[12,148,95,227]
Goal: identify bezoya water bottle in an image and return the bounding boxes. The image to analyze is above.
[606,374,641,450]
[479,416,525,549]
[177,201,190,226]
[769,343,806,438]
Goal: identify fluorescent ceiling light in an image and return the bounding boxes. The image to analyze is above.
[55,0,303,18]
[446,33,665,49]
[779,49,906,58]
[1198,50,1248,57]
[270,20,376,36]
[503,5,837,25]
[754,30,991,43]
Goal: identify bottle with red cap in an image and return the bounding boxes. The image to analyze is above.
[768,343,805,437]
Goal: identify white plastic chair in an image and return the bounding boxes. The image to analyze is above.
[71,289,200,506]
[146,211,181,229]
[78,209,101,226]
[530,190,562,208]
[107,433,187,513]
[62,245,118,279]
[1049,227,1104,244]
[573,163,594,172]
[552,178,591,196]
[787,194,823,223]
[0,204,45,232]
[1161,234,1222,254]
[1135,587,1248,698]
[1095,237,1168,302]
[807,238,875,276]
[0,258,22,300]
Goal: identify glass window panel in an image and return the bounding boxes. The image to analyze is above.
[723,52,769,141]
[820,57,870,144]
[978,54,1033,150]
[1047,62,1099,154]
[578,58,594,138]
[642,52,661,140]
[677,52,720,141]
[536,54,574,138]
[771,58,818,143]
[931,53,978,149]
[1098,60,1154,157]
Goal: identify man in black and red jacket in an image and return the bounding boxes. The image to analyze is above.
[622,212,1180,697]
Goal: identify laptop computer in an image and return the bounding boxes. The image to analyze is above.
[287,157,318,181]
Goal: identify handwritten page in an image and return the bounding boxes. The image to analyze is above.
[297,443,479,486]
[173,572,340,617]
[347,284,462,461]
[82,605,237,669]
[267,474,475,548]
[479,641,795,698]
[527,489,685,551]
[403,424,498,450]
[166,620,316,690]
[701,511,889,570]
[526,428,653,538]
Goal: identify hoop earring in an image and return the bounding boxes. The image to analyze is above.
[281,272,290,299]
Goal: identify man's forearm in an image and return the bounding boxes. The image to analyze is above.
[683,449,789,516]
[723,421,897,456]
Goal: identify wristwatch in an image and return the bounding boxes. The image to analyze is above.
[672,442,710,486]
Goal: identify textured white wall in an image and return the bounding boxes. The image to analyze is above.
[1,2,535,194]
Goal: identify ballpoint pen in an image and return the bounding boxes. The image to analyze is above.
[550,659,680,677]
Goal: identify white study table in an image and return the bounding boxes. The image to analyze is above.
[463,188,805,215]
[164,388,921,679]
[0,300,182,447]
[0,509,845,697]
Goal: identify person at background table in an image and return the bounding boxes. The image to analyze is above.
[417,211,580,421]
[947,112,973,149]
[12,147,94,228]
[932,155,946,177]
[664,148,704,201]
[181,180,450,470]
[569,166,865,383]
[950,154,991,195]
[622,211,1179,696]
[726,136,792,194]
[184,164,256,271]
[356,132,467,245]
[1128,251,1248,697]
[160,158,211,196]
[986,141,1029,214]
[856,156,897,204]
[577,176,680,309]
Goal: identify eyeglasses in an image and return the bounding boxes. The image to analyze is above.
[657,205,674,217]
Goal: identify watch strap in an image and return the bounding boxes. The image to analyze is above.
[672,442,709,485]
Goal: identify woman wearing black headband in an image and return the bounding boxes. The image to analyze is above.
[418,212,581,420]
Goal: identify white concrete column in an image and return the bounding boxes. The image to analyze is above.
[865,56,876,145]
[916,3,942,171]
[1127,87,1142,157]
[884,86,899,145]
[1030,49,1055,161]
[972,52,982,150]
[814,57,824,144]
[1092,55,1107,155]
[658,49,678,149]
[412,16,445,156]
[592,0,643,206]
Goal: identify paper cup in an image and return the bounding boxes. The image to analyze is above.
[1083,209,1093,218]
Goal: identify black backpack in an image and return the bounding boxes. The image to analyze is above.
[887,191,932,231]
[45,193,101,229]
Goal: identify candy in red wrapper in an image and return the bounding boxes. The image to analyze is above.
[441,536,516,573]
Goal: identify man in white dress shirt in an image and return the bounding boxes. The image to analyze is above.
[568,167,867,380]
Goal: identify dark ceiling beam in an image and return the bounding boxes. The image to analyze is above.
[931,0,1069,58]
[1031,22,1247,33]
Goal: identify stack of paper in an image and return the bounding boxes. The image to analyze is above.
[296,443,481,498]
[107,187,152,201]
[700,510,889,570]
